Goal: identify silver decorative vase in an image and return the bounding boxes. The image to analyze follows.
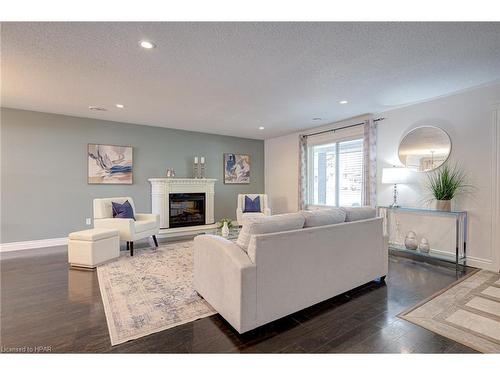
[418,237,430,253]
[404,231,418,250]
[193,161,199,178]
[436,200,451,211]
[221,222,229,237]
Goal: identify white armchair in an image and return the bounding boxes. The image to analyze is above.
[236,194,271,225]
[93,197,160,256]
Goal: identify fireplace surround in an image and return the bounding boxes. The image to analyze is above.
[169,193,206,228]
[149,178,216,230]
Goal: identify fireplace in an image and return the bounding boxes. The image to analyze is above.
[169,193,206,228]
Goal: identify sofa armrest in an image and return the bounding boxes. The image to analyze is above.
[194,235,256,333]
[94,218,134,240]
[135,213,160,226]
[263,208,271,216]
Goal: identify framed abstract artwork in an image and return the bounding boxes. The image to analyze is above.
[223,153,250,184]
[88,144,133,184]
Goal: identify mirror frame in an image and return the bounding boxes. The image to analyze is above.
[398,126,452,173]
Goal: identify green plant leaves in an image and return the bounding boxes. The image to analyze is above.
[426,163,468,201]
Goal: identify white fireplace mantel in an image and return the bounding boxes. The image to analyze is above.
[148,178,217,229]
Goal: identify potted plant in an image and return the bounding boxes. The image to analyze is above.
[426,163,469,211]
[218,218,234,237]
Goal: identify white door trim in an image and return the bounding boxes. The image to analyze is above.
[492,106,500,272]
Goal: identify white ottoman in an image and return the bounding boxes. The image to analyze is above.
[68,228,119,268]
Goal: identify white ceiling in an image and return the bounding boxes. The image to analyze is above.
[2,22,500,139]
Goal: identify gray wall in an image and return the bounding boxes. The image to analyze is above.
[1,108,264,243]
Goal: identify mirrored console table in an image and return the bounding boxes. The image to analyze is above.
[377,206,467,269]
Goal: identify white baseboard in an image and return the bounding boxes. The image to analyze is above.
[0,222,235,253]
[466,255,494,270]
[428,248,494,270]
[0,237,68,253]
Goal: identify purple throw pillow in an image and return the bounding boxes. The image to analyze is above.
[244,196,261,213]
[112,200,136,220]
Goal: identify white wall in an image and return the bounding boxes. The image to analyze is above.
[265,83,500,271]
[376,83,500,271]
[264,132,299,214]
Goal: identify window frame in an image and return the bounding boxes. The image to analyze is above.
[306,132,364,209]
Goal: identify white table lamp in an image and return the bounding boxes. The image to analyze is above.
[382,167,409,208]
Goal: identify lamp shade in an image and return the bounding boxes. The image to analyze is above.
[382,167,409,184]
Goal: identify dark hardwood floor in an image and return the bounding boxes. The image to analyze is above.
[0,244,478,353]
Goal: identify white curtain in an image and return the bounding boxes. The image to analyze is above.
[363,118,377,207]
[298,134,308,210]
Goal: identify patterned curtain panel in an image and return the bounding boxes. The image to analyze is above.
[363,118,377,207]
[298,134,308,210]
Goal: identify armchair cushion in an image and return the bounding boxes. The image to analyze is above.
[112,200,136,220]
[134,219,158,233]
[244,196,261,213]
[94,197,136,219]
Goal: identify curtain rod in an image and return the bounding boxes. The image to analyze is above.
[303,117,385,138]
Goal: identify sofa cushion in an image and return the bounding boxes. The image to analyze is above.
[236,213,305,251]
[300,208,346,228]
[244,195,261,213]
[341,206,376,222]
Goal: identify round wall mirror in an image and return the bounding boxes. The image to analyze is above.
[398,126,451,172]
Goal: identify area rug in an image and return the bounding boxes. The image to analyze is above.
[97,241,216,345]
[399,269,500,353]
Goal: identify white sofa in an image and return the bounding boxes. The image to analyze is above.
[194,207,388,334]
[236,194,271,225]
[93,197,160,256]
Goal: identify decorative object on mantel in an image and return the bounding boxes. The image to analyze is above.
[193,156,199,178]
[224,153,250,184]
[426,162,470,212]
[418,237,430,253]
[200,156,206,178]
[165,168,176,178]
[381,166,409,208]
[88,144,133,184]
[404,230,418,250]
[193,156,206,178]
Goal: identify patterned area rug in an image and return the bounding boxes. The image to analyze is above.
[97,241,216,346]
[399,269,500,353]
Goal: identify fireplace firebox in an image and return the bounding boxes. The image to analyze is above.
[169,193,206,228]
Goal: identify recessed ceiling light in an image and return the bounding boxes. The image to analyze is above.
[339,100,348,104]
[313,117,322,121]
[115,104,125,109]
[88,106,107,111]
[259,126,265,130]
[139,40,156,49]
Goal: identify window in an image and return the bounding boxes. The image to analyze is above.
[308,137,363,207]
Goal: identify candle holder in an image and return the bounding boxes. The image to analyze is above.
[193,160,199,179]
[200,162,205,178]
